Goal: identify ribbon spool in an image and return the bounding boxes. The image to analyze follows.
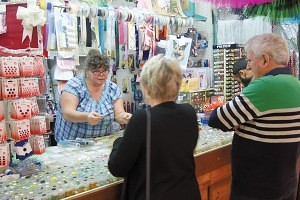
[130,12,137,23]
[108,6,115,19]
[82,3,90,18]
[77,5,83,17]
[120,8,128,22]
[145,14,153,24]
[69,2,78,15]
[114,9,121,21]
[100,7,108,18]
[137,13,144,24]
[39,0,47,10]
[89,6,98,18]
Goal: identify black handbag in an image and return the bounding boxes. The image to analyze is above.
[120,109,151,200]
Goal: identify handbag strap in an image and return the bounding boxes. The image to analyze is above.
[145,109,151,200]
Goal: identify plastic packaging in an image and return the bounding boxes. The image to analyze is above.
[57,138,96,148]
[75,138,96,146]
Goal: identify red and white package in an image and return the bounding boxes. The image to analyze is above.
[10,119,31,141]
[30,135,46,155]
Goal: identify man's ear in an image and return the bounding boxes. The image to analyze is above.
[239,70,246,78]
[263,54,270,66]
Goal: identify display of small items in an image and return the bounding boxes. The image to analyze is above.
[0,56,47,169]
[190,89,215,113]
[213,44,244,102]
[177,89,216,114]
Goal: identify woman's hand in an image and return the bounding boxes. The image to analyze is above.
[116,112,132,124]
[122,112,132,124]
[87,112,103,125]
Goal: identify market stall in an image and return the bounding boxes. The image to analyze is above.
[0,129,233,200]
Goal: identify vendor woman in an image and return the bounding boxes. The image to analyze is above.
[55,49,132,142]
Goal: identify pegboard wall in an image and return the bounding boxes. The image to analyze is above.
[49,0,214,105]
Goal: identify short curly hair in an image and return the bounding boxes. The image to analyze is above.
[141,54,182,101]
[85,49,110,71]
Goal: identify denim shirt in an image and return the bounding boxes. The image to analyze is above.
[55,76,122,142]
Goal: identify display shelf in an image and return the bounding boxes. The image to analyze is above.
[213,44,245,102]
[0,129,233,199]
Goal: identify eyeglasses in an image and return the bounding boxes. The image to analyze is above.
[90,70,109,76]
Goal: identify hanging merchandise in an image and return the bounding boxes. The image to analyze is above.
[128,22,137,51]
[0,120,7,142]
[147,0,186,17]
[10,99,32,120]
[135,23,140,69]
[114,20,120,68]
[156,39,167,55]
[0,8,7,35]
[276,24,299,78]
[104,7,115,57]
[46,8,57,51]
[0,56,20,77]
[158,25,168,41]
[19,78,40,97]
[198,33,208,49]
[56,52,76,71]
[122,78,129,93]
[165,35,192,69]
[54,13,78,51]
[126,101,131,113]
[54,65,74,81]
[134,89,143,102]
[0,142,10,166]
[131,75,143,102]
[0,5,43,56]
[0,3,44,56]
[0,101,4,121]
[19,57,36,77]
[2,78,19,99]
[78,2,90,49]
[243,0,300,22]
[119,20,128,70]
[10,119,31,141]
[16,3,46,43]
[29,97,40,116]
[184,28,198,57]
[0,54,47,163]
[128,54,135,73]
[201,0,272,9]
[30,135,46,155]
[216,16,272,45]
[98,17,105,54]
[288,50,297,77]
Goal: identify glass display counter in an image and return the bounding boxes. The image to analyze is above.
[0,129,233,200]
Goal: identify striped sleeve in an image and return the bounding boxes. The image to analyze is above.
[208,94,259,131]
[209,75,300,143]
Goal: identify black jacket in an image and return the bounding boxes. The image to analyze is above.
[108,102,201,200]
